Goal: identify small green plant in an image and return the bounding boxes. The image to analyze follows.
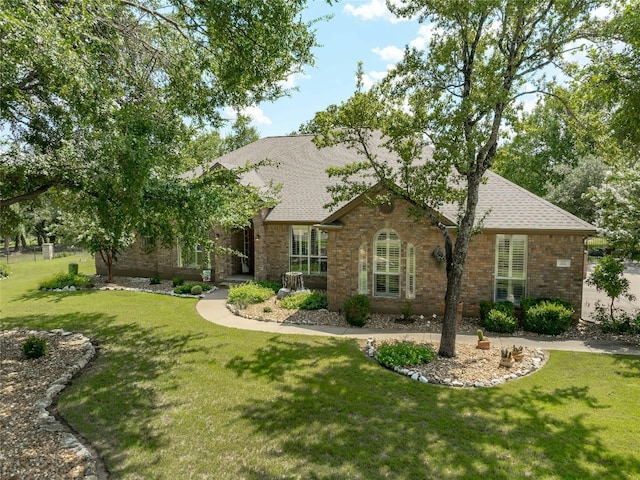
[523,300,574,335]
[280,291,328,310]
[150,276,161,285]
[477,329,484,341]
[0,263,10,279]
[172,277,185,287]
[587,256,636,322]
[263,306,273,313]
[38,272,91,290]
[484,308,517,333]
[254,280,281,295]
[174,283,212,295]
[500,348,511,358]
[22,336,47,359]
[227,282,275,308]
[190,285,203,295]
[400,302,413,321]
[594,304,640,335]
[512,345,523,354]
[343,294,370,327]
[376,341,436,368]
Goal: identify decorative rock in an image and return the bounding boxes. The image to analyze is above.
[451,380,464,387]
[410,373,420,381]
[69,286,76,291]
[419,376,428,383]
[277,288,291,299]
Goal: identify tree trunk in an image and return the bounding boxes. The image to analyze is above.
[438,171,483,358]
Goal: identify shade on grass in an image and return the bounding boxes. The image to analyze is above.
[2,256,640,479]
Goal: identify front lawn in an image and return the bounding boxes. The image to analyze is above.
[2,257,640,479]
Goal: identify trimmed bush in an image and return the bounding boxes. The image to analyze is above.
[376,341,435,368]
[254,280,281,295]
[190,285,203,295]
[520,296,572,322]
[484,309,517,334]
[22,336,47,359]
[280,291,328,310]
[39,272,91,290]
[227,282,275,308]
[522,300,574,335]
[174,283,212,295]
[150,276,161,285]
[343,294,370,327]
[172,277,185,287]
[479,300,515,325]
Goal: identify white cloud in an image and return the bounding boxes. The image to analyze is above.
[410,24,441,50]
[372,45,404,63]
[223,105,272,126]
[361,69,388,90]
[279,71,312,90]
[343,0,409,24]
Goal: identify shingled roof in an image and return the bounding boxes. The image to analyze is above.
[205,134,595,234]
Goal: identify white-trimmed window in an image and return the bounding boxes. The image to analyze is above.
[495,234,527,304]
[289,226,328,275]
[358,242,368,294]
[406,243,416,299]
[373,229,401,297]
[178,244,208,268]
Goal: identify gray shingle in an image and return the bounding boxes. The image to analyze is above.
[200,135,595,233]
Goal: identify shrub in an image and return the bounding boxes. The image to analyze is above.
[376,341,435,368]
[190,285,203,295]
[254,280,281,294]
[22,336,47,359]
[594,303,640,335]
[172,277,185,287]
[343,294,370,327]
[479,300,515,325]
[0,263,10,279]
[520,297,573,324]
[280,291,328,310]
[522,300,574,335]
[484,309,517,333]
[39,272,91,290]
[227,282,275,308]
[263,306,273,313]
[150,276,161,285]
[174,283,212,295]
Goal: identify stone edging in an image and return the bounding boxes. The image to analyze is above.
[364,338,547,388]
[42,285,217,298]
[33,330,98,475]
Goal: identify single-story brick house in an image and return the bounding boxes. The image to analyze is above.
[96,134,596,317]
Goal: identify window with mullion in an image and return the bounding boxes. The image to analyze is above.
[289,226,327,275]
[373,229,401,298]
[494,234,527,304]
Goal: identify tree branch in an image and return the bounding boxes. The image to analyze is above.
[0,185,53,208]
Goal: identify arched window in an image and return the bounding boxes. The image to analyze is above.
[373,229,400,297]
[406,243,416,299]
[358,242,368,294]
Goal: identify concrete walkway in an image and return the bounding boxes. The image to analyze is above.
[196,287,640,356]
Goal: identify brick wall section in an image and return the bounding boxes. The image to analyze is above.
[326,198,586,318]
[527,234,586,316]
[95,239,205,282]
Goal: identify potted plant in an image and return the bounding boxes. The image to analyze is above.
[477,329,490,350]
[512,345,524,361]
[500,348,515,367]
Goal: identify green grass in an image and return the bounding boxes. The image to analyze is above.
[2,257,640,479]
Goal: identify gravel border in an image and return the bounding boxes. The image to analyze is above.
[0,329,103,480]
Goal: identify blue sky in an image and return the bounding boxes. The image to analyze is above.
[229,0,608,139]
[228,0,425,138]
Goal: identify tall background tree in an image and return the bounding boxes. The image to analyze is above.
[312,0,600,357]
[1,0,324,275]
